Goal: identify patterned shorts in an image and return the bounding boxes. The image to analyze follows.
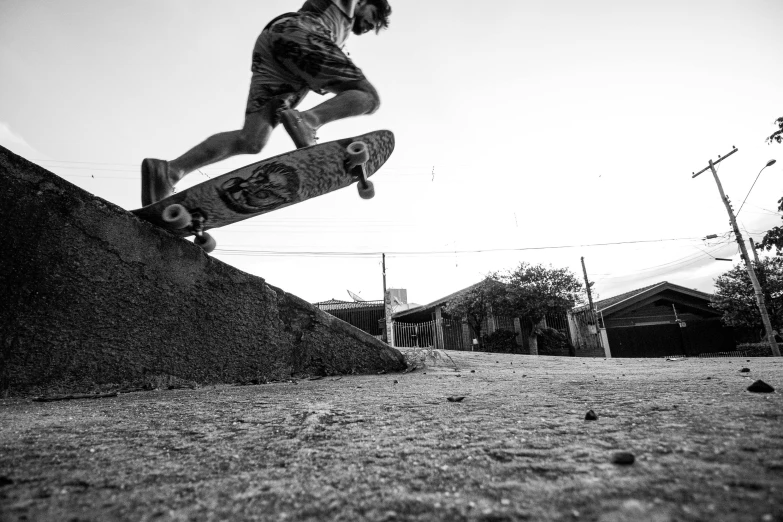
[245,12,366,123]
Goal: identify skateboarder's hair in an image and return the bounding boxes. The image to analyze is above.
[367,0,392,31]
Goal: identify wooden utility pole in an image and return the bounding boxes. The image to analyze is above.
[382,253,394,345]
[749,237,761,264]
[581,257,595,313]
[749,237,776,335]
[581,257,601,348]
[382,253,387,301]
[692,148,781,356]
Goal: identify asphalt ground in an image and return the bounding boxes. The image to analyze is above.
[1,351,781,522]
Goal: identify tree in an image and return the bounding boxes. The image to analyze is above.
[495,263,584,355]
[757,117,783,253]
[711,257,783,335]
[767,116,783,145]
[442,277,506,349]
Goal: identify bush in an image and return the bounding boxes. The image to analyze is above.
[481,329,519,354]
[736,343,778,357]
[538,327,574,356]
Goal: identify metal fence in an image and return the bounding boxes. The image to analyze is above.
[442,318,469,351]
[391,312,572,351]
[697,351,748,358]
[665,351,749,359]
[545,313,570,337]
[314,300,384,336]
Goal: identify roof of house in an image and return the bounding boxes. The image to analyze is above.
[393,280,715,320]
[392,280,487,319]
[314,299,383,311]
[572,281,714,315]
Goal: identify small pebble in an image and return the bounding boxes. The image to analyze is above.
[447,396,466,402]
[740,368,750,373]
[611,452,635,465]
[747,380,775,393]
[585,410,599,421]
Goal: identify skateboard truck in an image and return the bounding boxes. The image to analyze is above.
[345,141,375,199]
[161,204,217,253]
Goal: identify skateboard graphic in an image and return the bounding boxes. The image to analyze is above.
[132,130,395,252]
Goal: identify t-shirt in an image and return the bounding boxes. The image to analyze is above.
[300,0,359,47]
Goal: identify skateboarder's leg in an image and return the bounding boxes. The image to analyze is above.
[281,79,379,148]
[141,106,276,206]
[298,79,380,130]
[169,106,276,182]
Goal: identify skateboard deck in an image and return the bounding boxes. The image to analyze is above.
[132,130,394,250]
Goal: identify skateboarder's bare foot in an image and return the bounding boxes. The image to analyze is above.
[141,158,176,206]
[280,109,318,149]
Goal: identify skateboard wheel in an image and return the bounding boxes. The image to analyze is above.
[346,141,369,168]
[162,204,191,229]
[194,232,217,253]
[358,179,375,200]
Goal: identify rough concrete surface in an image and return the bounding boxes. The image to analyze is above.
[0,145,405,396]
[1,351,781,522]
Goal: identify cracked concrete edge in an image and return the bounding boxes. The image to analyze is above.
[0,144,406,397]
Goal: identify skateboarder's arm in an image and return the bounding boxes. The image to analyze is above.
[300,0,359,18]
[331,0,360,17]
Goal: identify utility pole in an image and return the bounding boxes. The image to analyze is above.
[749,237,776,336]
[580,257,601,348]
[382,253,387,301]
[581,257,595,314]
[692,148,781,356]
[749,237,761,264]
[382,253,393,346]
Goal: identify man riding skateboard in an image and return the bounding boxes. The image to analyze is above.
[141,0,392,207]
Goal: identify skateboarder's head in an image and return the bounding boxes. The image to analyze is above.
[353,0,391,35]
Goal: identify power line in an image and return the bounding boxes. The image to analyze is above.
[737,159,778,218]
[594,241,735,282]
[213,235,707,258]
[33,158,432,175]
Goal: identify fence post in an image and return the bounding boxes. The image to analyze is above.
[513,318,523,347]
[434,308,444,350]
[384,289,395,347]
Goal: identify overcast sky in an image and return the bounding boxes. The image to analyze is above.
[1,0,782,306]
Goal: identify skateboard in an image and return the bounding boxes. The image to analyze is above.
[132,130,395,252]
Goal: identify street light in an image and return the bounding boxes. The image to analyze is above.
[737,159,778,217]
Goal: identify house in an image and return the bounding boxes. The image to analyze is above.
[313,298,385,339]
[569,281,736,358]
[391,282,572,354]
[314,289,415,340]
[391,282,489,350]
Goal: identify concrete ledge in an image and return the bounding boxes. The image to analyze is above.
[0,145,406,396]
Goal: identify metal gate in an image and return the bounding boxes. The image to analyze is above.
[607,321,736,358]
[394,321,435,348]
[442,318,468,351]
[607,325,683,358]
